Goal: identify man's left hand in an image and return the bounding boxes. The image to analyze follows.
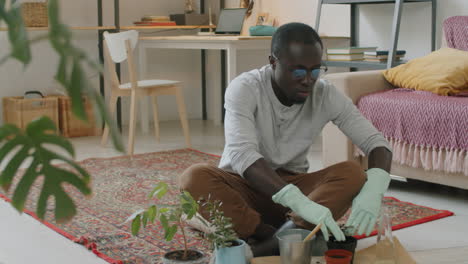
[346,168,391,236]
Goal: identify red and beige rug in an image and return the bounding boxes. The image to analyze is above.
[0,149,454,264]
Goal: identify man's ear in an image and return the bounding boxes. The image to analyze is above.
[269,55,276,69]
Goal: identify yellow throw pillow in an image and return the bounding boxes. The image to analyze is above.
[383,48,468,96]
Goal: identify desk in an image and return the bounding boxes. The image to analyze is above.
[138,35,271,130]
[138,35,350,130]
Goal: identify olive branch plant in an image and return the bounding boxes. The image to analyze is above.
[0,0,123,223]
[129,182,199,260]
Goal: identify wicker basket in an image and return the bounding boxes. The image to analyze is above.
[58,96,99,138]
[2,96,59,130]
[21,1,48,27]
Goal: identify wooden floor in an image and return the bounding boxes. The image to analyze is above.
[1,120,468,264]
[412,246,468,263]
[252,246,468,264]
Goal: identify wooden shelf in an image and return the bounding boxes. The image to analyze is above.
[0,26,116,31]
[323,0,432,4]
[0,25,215,31]
[319,0,435,69]
[324,60,406,69]
[120,25,216,30]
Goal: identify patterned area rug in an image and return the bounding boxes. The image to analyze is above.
[0,149,454,264]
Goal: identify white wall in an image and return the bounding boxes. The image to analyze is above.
[225,0,349,37]
[0,0,203,124]
[358,0,468,60]
[9,1,466,125]
[0,0,350,125]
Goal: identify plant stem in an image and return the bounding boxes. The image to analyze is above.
[180,220,189,260]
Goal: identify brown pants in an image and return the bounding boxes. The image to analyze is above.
[177,161,366,239]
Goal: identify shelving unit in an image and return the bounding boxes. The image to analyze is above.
[95,0,213,126]
[0,26,116,31]
[315,0,436,69]
[2,1,214,124]
[324,59,406,69]
[0,25,215,31]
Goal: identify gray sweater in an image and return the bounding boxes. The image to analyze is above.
[219,65,391,176]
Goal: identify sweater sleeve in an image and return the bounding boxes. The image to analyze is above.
[223,78,264,176]
[324,82,392,155]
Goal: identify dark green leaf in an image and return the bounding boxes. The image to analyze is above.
[131,215,141,236]
[0,1,31,64]
[48,166,91,196]
[148,205,157,223]
[69,61,86,120]
[1,147,29,191]
[149,182,168,199]
[160,214,169,230]
[186,208,197,220]
[36,179,50,220]
[55,56,68,87]
[0,117,90,222]
[52,184,77,223]
[0,137,25,178]
[0,0,127,226]
[44,151,91,185]
[169,212,179,222]
[32,134,75,157]
[10,160,37,211]
[0,124,20,140]
[182,203,195,216]
[26,116,57,134]
[142,211,149,228]
[124,209,145,224]
[159,208,169,214]
[47,0,60,26]
[180,191,193,203]
[165,224,178,241]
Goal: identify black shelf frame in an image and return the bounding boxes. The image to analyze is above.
[96,0,210,128]
[316,0,436,69]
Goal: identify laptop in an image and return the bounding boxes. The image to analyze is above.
[214,8,247,35]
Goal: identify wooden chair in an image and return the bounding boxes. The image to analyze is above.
[101,30,191,155]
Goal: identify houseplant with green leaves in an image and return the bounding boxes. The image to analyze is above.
[198,196,248,264]
[129,182,206,264]
[0,0,122,223]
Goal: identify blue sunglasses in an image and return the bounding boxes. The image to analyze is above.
[272,54,327,80]
[291,68,327,80]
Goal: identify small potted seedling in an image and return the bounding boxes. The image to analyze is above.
[326,225,357,264]
[128,182,206,264]
[198,196,247,264]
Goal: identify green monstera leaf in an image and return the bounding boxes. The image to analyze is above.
[0,0,126,225]
[0,0,31,65]
[0,117,91,223]
[0,0,124,153]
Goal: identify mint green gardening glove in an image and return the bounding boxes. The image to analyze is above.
[346,168,391,236]
[272,184,345,241]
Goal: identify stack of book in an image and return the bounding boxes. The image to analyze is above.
[134,15,176,26]
[364,50,406,62]
[326,47,377,61]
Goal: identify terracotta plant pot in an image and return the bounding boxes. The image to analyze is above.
[324,249,353,264]
[327,235,357,263]
[162,249,206,264]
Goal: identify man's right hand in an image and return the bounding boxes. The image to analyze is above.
[272,184,345,241]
